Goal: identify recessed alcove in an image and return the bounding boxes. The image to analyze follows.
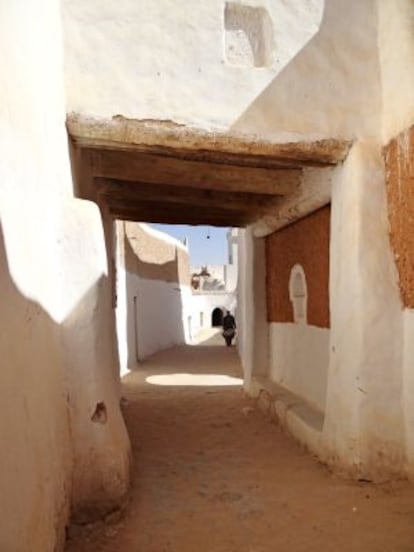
[224,3,274,68]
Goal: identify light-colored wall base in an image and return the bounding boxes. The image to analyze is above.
[269,323,329,412]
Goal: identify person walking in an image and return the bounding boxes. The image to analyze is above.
[222,310,236,346]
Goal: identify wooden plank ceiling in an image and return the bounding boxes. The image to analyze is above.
[68,117,350,227]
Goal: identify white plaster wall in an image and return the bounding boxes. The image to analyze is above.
[229,0,411,480]
[0,1,131,547]
[129,275,189,364]
[232,0,382,141]
[62,0,323,129]
[403,309,414,477]
[60,202,131,522]
[269,323,329,412]
[224,263,238,292]
[237,229,254,383]
[115,234,130,374]
[237,228,268,387]
[323,141,404,478]
[378,0,414,143]
[116,223,191,370]
[0,3,73,549]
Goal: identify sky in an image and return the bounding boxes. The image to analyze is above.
[149,224,229,266]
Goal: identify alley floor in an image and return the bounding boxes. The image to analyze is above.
[67,330,414,552]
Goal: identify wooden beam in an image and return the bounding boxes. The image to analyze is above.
[105,197,255,227]
[68,114,352,168]
[252,167,334,237]
[95,177,283,215]
[86,148,301,195]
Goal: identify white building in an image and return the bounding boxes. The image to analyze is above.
[3,1,414,549]
[188,228,238,336]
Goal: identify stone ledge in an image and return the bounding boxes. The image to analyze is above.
[246,377,324,457]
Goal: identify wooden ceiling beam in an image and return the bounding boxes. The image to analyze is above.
[87,148,301,195]
[68,114,352,168]
[96,177,282,215]
[252,167,334,237]
[105,198,255,227]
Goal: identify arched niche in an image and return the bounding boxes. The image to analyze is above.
[289,264,308,324]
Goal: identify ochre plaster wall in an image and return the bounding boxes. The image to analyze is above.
[384,126,414,308]
[265,206,331,328]
[124,222,190,286]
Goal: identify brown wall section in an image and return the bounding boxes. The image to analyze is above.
[121,222,190,286]
[265,206,331,328]
[384,126,414,308]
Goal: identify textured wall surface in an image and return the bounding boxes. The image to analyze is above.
[116,222,191,368]
[124,223,190,286]
[384,126,414,308]
[0,1,131,548]
[62,0,323,129]
[265,206,331,328]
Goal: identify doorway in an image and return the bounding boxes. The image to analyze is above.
[211,307,223,327]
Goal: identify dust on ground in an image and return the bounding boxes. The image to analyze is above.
[66,330,414,552]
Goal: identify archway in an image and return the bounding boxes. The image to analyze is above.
[211,307,223,327]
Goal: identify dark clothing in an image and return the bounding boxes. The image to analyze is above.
[222,313,236,331]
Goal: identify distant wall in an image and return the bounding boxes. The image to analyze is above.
[188,292,237,336]
[116,222,190,369]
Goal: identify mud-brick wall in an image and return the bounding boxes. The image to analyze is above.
[384,126,414,308]
[265,206,331,328]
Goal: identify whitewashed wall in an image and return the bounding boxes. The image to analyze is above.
[230,0,414,482]
[269,324,329,412]
[128,276,189,366]
[378,0,414,143]
[0,1,130,549]
[62,0,323,130]
[232,0,382,142]
[60,0,414,484]
[321,140,405,479]
[116,224,190,371]
[237,228,268,386]
[376,1,414,478]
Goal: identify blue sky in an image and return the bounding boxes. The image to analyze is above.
[149,224,229,266]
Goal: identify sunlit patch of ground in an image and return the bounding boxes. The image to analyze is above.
[146,373,242,386]
[191,327,225,346]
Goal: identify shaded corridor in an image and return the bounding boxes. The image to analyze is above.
[67,330,414,551]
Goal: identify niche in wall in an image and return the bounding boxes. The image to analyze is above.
[289,264,307,324]
[224,3,274,67]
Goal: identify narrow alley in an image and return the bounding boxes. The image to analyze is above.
[67,331,414,552]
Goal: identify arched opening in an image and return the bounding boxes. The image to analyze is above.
[289,264,307,324]
[211,307,224,327]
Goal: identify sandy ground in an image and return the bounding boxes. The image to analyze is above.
[67,330,414,552]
